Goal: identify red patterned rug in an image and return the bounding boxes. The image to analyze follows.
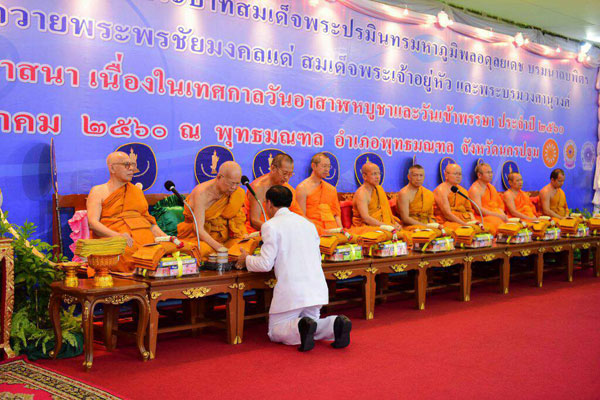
[0,357,121,400]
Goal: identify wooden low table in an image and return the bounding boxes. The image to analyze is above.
[49,278,150,371]
[370,252,426,310]
[128,270,239,358]
[466,245,510,295]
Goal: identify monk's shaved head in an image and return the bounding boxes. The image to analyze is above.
[508,172,521,183]
[218,161,242,178]
[216,161,242,195]
[362,162,379,175]
[444,163,462,185]
[106,151,129,166]
[474,162,491,176]
[311,152,328,165]
[271,153,293,169]
[445,163,461,175]
[361,162,381,186]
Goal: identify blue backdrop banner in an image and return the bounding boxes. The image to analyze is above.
[0,0,598,242]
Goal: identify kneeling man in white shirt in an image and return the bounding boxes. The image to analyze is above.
[237,185,351,352]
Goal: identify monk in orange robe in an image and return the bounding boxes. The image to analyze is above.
[539,168,568,220]
[296,153,342,235]
[177,161,247,260]
[433,164,476,231]
[350,162,401,234]
[87,151,167,272]
[396,164,435,227]
[245,153,304,233]
[503,172,537,220]
[468,163,507,235]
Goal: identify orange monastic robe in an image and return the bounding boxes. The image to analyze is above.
[351,185,400,234]
[506,190,537,219]
[434,184,473,231]
[475,183,505,235]
[548,188,568,218]
[244,182,304,233]
[92,182,156,272]
[408,186,435,225]
[178,187,247,260]
[305,181,341,235]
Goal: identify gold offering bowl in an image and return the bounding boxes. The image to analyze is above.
[58,261,82,287]
[87,254,120,288]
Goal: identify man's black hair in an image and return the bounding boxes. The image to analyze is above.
[266,185,293,208]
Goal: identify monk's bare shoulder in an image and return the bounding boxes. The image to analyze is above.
[503,190,515,201]
[397,185,411,200]
[538,184,551,199]
[88,183,109,203]
[295,178,311,196]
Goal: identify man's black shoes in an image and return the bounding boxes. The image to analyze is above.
[297,317,317,352]
[331,315,352,349]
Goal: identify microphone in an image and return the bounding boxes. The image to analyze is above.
[164,180,184,202]
[450,185,484,224]
[241,175,268,226]
[164,181,201,253]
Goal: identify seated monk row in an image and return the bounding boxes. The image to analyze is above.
[87,151,570,273]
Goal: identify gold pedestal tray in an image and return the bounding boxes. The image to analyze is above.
[87,254,120,288]
[58,262,81,287]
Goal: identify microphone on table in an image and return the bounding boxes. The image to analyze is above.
[241,175,267,225]
[164,180,201,252]
[450,185,484,224]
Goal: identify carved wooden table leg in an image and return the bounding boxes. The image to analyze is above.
[103,304,118,351]
[566,248,574,282]
[82,300,94,371]
[48,292,63,359]
[131,295,150,361]
[366,272,376,320]
[147,298,159,360]
[415,267,427,310]
[500,256,510,294]
[226,290,236,344]
[535,251,544,288]
[235,287,246,345]
[459,261,471,302]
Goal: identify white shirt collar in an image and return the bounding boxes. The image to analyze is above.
[274,207,290,218]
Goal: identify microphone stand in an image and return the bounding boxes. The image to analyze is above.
[256,199,268,226]
[182,199,202,254]
[467,198,485,224]
[452,186,484,224]
[165,181,202,253]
